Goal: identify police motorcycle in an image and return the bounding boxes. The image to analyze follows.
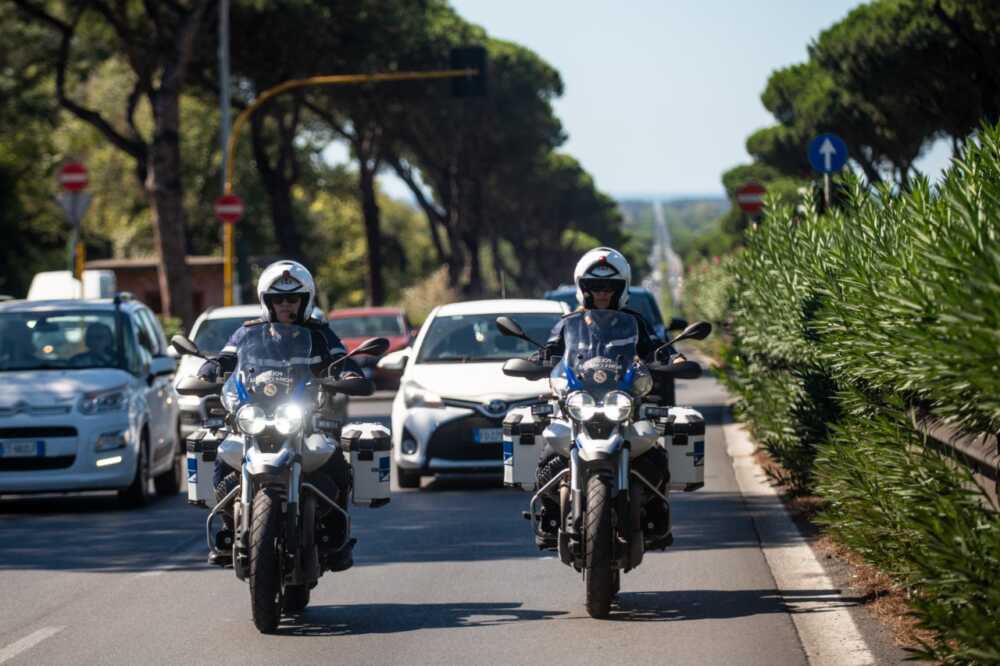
[170,325,390,633]
[496,312,710,618]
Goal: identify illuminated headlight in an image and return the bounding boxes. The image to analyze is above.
[79,390,126,415]
[603,391,634,422]
[565,392,597,421]
[236,405,267,435]
[402,381,444,408]
[95,430,128,452]
[274,403,304,435]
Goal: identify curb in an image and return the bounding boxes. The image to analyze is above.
[723,420,876,666]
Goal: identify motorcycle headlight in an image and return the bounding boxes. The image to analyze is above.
[79,389,127,415]
[236,405,267,435]
[402,381,444,408]
[274,403,304,435]
[565,391,597,421]
[603,391,634,422]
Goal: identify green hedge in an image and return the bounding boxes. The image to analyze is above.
[716,125,1000,664]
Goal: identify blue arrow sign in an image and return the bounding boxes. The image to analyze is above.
[808,133,848,174]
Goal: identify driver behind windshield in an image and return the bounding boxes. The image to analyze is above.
[532,247,677,551]
[71,322,116,367]
[198,260,363,571]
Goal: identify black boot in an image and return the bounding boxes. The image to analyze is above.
[643,499,673,550]
[535,499,559,550]
[325,538,356,572]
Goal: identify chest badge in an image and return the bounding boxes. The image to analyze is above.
[593,370,608,384]
[263,383,278,397]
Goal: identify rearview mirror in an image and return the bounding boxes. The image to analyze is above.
[495,317,543,349]
[667,320,712,346]
[351,337,390,358]
[668,317,688,332]
[170,334,201,358]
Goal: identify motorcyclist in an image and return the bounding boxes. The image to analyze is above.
[198,260,362,570]
[533,247,676,550]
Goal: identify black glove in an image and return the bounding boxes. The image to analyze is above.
[197,359,221,381]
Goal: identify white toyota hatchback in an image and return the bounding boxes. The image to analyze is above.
[0,296,180,504]
[382,299,567,488]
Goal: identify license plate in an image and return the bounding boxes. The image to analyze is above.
[473,428,503,444]
[0,440,45,458]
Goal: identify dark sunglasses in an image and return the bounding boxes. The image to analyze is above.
[271,294,302,305]
[581,279,619,294]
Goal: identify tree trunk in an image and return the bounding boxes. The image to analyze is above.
[147,89,193,328]
[250,114,305,266]
[359,164,384,306]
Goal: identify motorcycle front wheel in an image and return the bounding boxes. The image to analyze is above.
[584,475,614,618]
[250,487,283,633]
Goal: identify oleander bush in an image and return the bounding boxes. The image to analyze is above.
[714,124,1000,663]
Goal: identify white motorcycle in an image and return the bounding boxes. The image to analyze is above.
[497,312,709,618]
[172,324,390,633]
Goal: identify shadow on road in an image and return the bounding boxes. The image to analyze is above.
[277,601,567,636]
[0,492,205,573]
[610,588,861,622]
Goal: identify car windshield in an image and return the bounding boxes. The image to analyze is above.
[0,311,123,371]
[417,312,560,364]
[193,317,248,355]
[331,314,404,338]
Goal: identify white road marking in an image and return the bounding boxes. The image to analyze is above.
[724,422,876,666]
[0,627,64,664]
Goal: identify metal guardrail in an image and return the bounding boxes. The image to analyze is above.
[910,410,1000,508]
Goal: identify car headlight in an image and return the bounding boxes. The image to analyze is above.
[236,405,267,435]
[565,391,597,421]
[402,381,444,408]
[79,390,127,415]
[274,403,304,435]
[603,391,634,422]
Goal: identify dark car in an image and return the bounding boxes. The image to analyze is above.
[542,285,687,405]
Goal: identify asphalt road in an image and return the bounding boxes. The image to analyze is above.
[0,378,899,665]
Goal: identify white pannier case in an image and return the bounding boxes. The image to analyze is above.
[502,407,546,490]
[341,423,392,507]
[186,429,222,507]
[656,406,706,491]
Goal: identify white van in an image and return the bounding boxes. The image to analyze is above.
[27,271,116,300]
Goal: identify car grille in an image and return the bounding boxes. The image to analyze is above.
[0,456,76,471]
[0,405,72,417]
[426,415,503,462]
[0,427,77,438]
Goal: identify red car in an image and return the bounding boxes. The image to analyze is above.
[327,307,414,390]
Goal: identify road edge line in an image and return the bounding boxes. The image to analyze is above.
[0,626,64,664]
[722,420,876,666]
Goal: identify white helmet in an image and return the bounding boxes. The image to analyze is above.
[257,260,316,323]
[574,246,631,309]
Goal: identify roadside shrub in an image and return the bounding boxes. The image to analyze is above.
[714,124,1000,662]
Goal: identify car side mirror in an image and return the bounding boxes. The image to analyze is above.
[377,349,409,372]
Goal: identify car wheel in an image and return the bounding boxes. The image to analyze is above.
[120,435,152,507]
[397,467,421,489]
[154,433,184,496]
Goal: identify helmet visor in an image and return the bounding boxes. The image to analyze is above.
[580,277,623,293]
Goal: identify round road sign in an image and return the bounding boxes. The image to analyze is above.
[214,194,244,223]
[58,162,88,192]
[735,182,766,215]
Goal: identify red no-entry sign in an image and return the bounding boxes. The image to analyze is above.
[58,162,88,192]
[735,182,766,215]
[214,194,244,223]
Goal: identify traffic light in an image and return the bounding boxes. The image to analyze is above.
[450,46,487,98]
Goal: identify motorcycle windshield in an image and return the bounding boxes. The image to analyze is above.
[222,323,317,412]
[550,310,639,400]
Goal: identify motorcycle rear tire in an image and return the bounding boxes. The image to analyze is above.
[584,475,614,619]
[283,585,310,612]
[250,487,283,633]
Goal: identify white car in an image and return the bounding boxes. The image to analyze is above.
[382,299,568,488]
[0,296,181,504]
[173,305,346,439]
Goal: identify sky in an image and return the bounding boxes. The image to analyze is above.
[329,1,953,200]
